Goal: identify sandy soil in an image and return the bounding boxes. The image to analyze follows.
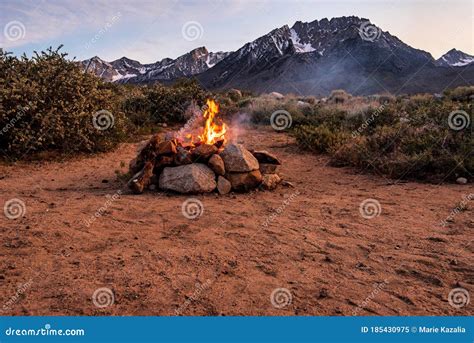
[0,126,472,316]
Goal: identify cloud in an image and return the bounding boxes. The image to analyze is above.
[0,0,181,48]
[1,0,472,62]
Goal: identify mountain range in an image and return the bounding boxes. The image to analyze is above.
[80,16,474,95]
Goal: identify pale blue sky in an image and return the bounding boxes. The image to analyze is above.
[1,0,472,63]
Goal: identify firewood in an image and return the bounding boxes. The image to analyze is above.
[156,140,177,155]
[128,161,155,194]
[214,140,224,149]
[174,146,193,165]
[137,135,161,163]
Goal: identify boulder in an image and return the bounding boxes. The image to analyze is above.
[226,170,262,191]
[259,163,279,174]
[297,100,311,109]
[269,92,284,100]
[159,164,216,193]
[251,150,281,165]
[228,89,242,101]
[261,174,281,190]
[217,176,232,195]
[193,143,218,160]
[208,154,225,175]
[220,144,259,172]
[456,177,468,185]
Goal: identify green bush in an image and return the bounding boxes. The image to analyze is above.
[328,89,351,104]
[0,47,129,159]
[294,124,350,153]
[291,87,473,182]
[444,86,474,102]
[122,79,209,126]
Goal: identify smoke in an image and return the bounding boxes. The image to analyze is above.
[226,111,251,143]
[169,101,206,143]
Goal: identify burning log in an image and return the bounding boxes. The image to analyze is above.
[126,99,284,194]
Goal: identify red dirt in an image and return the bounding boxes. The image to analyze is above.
[0,126,472,316]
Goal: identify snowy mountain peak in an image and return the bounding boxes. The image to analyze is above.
[80,47,231,83]
[436,49,474,67]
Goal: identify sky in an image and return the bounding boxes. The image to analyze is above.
[0,0,472,63]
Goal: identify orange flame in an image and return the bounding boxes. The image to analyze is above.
[199,99,226,145]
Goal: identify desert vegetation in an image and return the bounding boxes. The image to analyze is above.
[0,47,128,158]
[1,47,472,182]
[244,89,473,182]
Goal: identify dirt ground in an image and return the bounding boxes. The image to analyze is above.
[0,126,472,316]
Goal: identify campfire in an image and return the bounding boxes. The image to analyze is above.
[127,99,282,194]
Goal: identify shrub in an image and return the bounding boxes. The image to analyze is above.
[121,79,209,127]
[291,86,473,182]
[0,47,129,159]
[328,89,351,104]
[293,125,350,154]
[445,86,474,102]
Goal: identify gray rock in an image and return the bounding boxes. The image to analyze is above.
[261,174,281,190]
[228,88,242,101]
[259,163,279,174]
[297,100,311,108]
[193,144,218,160]
[159,163,216,193]
[220,144,259,172]
[251,150,281,165]
[456,177,468,185]
[269,92,284,100]
[217,176,231,195]
[226,170,262,191]
[208,154,225,175]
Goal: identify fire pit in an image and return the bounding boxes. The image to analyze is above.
[127,99,282,194]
